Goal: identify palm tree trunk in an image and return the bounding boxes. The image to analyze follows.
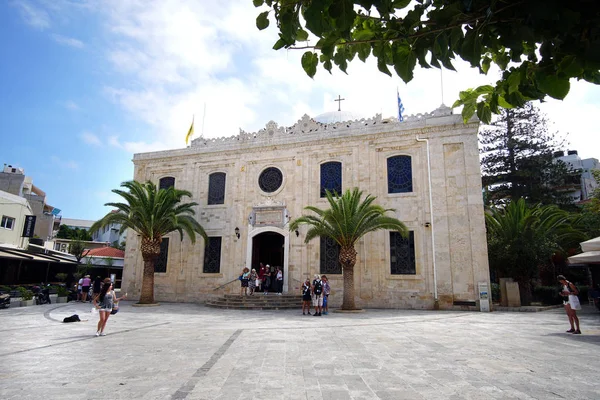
[138,237,162,304]
[340,246,358,310]
[139,254,156,304]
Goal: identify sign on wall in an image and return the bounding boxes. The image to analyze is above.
[22,215,36,237]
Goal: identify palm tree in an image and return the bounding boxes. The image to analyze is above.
[289,188,408,310]
[91,180,207,304]
[485,198,584,305]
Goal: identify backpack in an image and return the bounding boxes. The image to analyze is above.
[63,314,81,323]
[314,280,323,295]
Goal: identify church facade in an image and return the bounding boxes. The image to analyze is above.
[121,105,490,309]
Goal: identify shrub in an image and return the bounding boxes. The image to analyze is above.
[55,273,68,282]
[17,286,33,301]
[0,285,11,294]
[55,285,69,297]
[491,283,500,303]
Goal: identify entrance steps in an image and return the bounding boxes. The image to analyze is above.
[205,293,302,310]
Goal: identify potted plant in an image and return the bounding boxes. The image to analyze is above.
[17,286,34,307]
[55,285,69,303]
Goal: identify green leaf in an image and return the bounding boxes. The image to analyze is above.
[323,59,333,73]
[304,2,327,37]
[476,102,492,124]
[377,56,392,76]
[498,96,514,109]
[558,56,584,78]
[462,101,477,122]
[301,51,318,78]
[481,56,491,74]
[356,43,371,62]
[296,29,309,42]
[392,0,412,8]
[353,27,375,41]
[393,45,417,82]
[273,38,286,50]
[333,48,349,73]
[328,0,356,32]
[507,72,521,94]
[256,11,270,30]
[253,0,264,6]
[536,73,570,100]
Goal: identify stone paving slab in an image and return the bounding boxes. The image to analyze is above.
[0,302,599,400]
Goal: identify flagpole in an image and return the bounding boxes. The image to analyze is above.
[440,68,445,105]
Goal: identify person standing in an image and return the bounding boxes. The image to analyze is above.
[263,265,271,295]
[240,267,250,296]
[92,276,102,299]
[558,275,581,334]
[258,263,267,291]
[76,276,83,301]
[248,269,258,296]
[275,267,283,295]
[81,275,92,302]
[312,274,323,316]
[302,279,312,315]
[322,275,331,315]
[93,281,115,336]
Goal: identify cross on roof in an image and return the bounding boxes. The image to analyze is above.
[334,95,345,112]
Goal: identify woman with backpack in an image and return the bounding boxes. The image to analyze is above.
[558,275,582,334]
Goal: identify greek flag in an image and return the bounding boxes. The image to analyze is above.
[397,90,405,122]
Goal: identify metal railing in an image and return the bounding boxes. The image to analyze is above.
[212,278,239,291]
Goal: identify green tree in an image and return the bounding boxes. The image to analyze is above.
[480,102,574,207]
[57,225,93,241]
[254,0,600,123]
[289,188,408,310]
[485,199,584,305]
[90,181,207,304]
[68,239,87,263]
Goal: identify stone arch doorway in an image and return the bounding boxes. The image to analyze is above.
[246,226,290,293]
[252,232,284,271]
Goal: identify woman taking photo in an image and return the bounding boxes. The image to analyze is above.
[93,281,116,336]
[558,275,582,334]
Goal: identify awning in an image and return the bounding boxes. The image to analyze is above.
[581,236,600,252]
[568,251,600,265]
[0,245,78,264]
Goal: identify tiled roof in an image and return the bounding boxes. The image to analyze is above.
[84,247,125,258]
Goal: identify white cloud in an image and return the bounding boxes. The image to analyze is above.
[81,131,102,146]
[64,100,79,110]
[51,155,78,170]
[52,33,84,48]
[14,1,51,29]
[42,0,598,161]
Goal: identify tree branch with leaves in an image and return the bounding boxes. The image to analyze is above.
[254,0,600,123]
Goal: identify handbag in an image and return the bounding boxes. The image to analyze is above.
[238,275,242,281]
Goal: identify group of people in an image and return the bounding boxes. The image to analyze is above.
[302,274,330,316]
[75,275,105,303]
[240,263,283,296]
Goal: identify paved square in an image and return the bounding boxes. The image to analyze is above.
[1,302,599,399]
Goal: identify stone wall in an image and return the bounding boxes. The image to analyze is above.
[122,106,489,309]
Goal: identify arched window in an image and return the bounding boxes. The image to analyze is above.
[208,172,226,205]
[159,176,175,190]
[387,156,412,193]
[320,161,342,197]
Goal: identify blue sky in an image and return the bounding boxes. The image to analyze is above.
[1,0,599,221]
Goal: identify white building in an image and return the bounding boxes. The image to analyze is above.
[554,150,600,202]
[0,190,34,248]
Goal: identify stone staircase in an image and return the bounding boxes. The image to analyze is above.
[205,293,303,310]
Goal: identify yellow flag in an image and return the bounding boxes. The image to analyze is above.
[185,116,194,145]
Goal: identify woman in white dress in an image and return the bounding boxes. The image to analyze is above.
[558,275,581,334]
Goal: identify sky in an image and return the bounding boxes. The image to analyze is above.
[1,0,599,221]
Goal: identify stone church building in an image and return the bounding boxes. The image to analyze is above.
[121,105,490,309]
